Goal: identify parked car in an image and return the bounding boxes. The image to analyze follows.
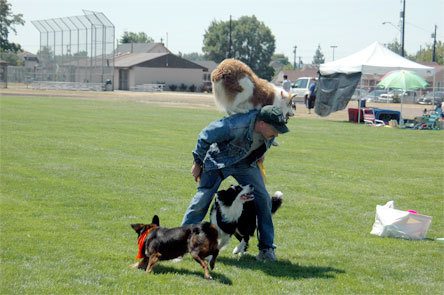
[351,89,369,100]
[362,89,388,102]
[290,77,316,102]
[417,91,444,105]
[378,93,394,103]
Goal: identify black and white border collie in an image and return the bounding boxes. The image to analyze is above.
[210,184,283,255]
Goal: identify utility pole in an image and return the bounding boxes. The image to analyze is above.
[228,15,233,58]
[432,25,437,62]
[293,46,297,69]
[330,45,337,61]
[400,0,406,57]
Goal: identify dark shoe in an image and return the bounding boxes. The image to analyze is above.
[256,248,276,262]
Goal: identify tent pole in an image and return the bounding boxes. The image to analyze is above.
[400,94,403,125]
[432,71,436,106]
[357,75,363,124]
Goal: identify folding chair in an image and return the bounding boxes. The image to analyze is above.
[362,108,385,127]
[421,113,440,130]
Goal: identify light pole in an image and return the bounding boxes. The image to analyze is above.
[330,45,337,61]
[382,21,402,55]
[293,46,297,69]
[382,0,405,56]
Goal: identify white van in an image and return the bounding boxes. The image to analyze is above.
[291,77,316,102]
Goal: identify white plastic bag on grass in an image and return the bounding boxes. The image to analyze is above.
[370,201,432,240]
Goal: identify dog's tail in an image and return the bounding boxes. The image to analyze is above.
[197,222,219,241]
[271,191,283,214]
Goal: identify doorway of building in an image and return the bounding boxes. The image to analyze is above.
[119,69,129,90]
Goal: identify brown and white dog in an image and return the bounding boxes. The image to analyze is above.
[211,58,295,117]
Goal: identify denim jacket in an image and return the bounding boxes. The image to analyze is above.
[192,110,274,171]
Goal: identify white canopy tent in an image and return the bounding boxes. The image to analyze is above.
[320,41,434,77]
[319,41,435,123]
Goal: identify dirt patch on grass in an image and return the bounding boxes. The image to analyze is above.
[1,86,428,121]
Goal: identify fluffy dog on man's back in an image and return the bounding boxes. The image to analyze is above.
[131,215,219,280]
[210,184,283,255]
[211,58,295,118]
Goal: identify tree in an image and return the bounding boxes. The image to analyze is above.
[180,52,206,61]
[120,31,154,44]
[312,44,325,65]
[0,0,25,53]
[412,41,443,65]
[385,40,443,65]
[386,39,404,56]
[272,53,290,66]
[270,53,293,71]
[36,46,54,68]
[202,15,276,80]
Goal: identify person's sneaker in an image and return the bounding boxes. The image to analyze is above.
[256,248,276,262]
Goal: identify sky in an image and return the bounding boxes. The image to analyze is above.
[8,0,444,63]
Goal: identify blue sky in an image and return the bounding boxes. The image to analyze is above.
[8,0,444,63]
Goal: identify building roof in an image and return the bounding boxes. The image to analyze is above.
[114,52,208,70]
[271,65,318,84]
[419,62,444,82]
[114,53,168,67]
[284,67,318,80]
[115,43,170,55]
[193,60,218,73]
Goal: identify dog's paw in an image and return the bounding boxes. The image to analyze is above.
[232,246,243,255]
[273,191,283,198]
[232,240,247,255]
[129,262,140,269]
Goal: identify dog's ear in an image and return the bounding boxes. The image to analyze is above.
[217,188,232,202]
[217,187,238,206]
[131,223,145,235]
[152,215,160,226]
[216,189,227,199]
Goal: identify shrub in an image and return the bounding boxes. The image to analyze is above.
[179,83,187,91]
[188,84,196,92]
[169,84,177,91]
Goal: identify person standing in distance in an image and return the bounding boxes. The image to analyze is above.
[282,74,292,93]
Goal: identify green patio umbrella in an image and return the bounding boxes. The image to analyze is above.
[377,70,428,124]
[377,70,428,90]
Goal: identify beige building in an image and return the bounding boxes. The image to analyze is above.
[114,52,208,90]
[113,43,210,91]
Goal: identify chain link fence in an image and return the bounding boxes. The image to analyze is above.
[6,10,115,91]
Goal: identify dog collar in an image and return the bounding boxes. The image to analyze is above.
[136,226,157,259]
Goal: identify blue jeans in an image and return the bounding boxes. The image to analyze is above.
[181,161,274,250]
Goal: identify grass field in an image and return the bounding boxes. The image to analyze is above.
[1,95,443,294]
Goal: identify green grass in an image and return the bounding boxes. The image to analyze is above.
[1,95,443,294]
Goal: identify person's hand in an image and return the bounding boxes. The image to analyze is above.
[257,156,265,164]
[191,162,202,182]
